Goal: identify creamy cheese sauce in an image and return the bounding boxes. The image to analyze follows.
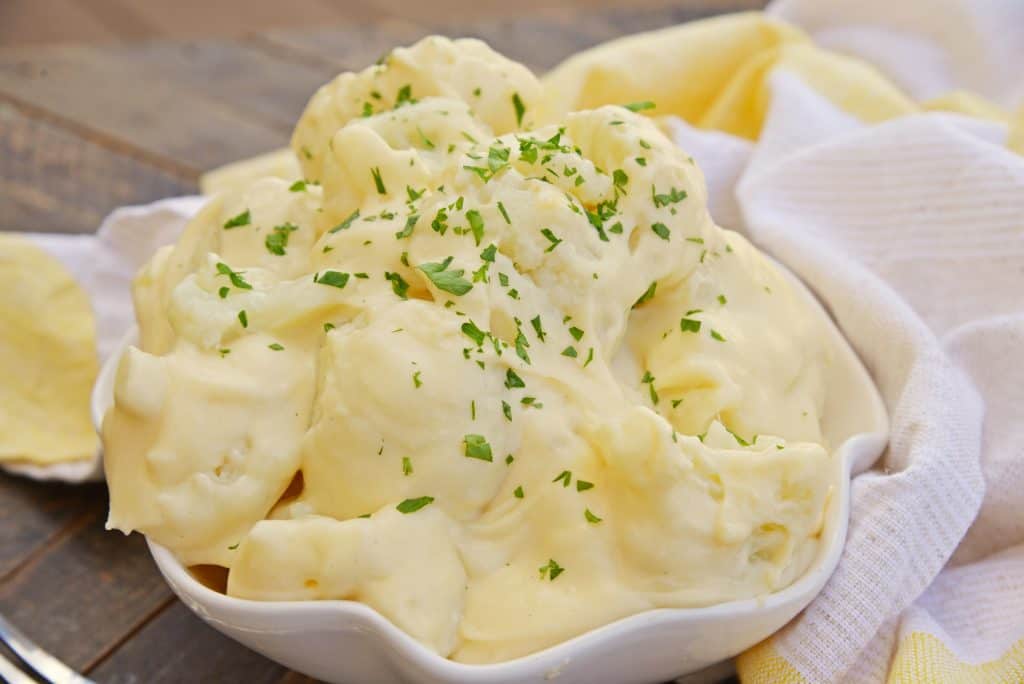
[104,36,836,663]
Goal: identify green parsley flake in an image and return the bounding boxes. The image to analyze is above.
[412,370,422,388]
[505,454,514,465]
[237,310,248,328]
[583,348,594,367]
[324,322,336,332]
[497,201,511,224]
[315,270,350,289]
[395,84,414,107]
[584,508,603,523]
[633,281,657,308]
[268,343,284,351]
[385,271,409,299]
[652,186,688,208]
[512,92,526,127]
[686,237,705,245]
[711,329,727,342]
[553,470,572,487]
[418,256,473,295]
[396,496,434,514]
[569,326,584,342]
[613,169,629,191]
[461,320,486,346]
[329,209,360,233]
[505,368,526,389]
[480,244,497,262]
[219,348,231,357]
[514,485,524,499]
[395,214,418,239]
[539,559,564,581]
[223,209,251,229]
[540,228,562,252]
[402,456,413,476]
[530,315,546,342]
[623,101,656,112]
[515,330,531,364]
[562,346,578,358]
[718,294,728,305]
[464,434,493,462]
[576,480,594,492]
[215,262,253,290]
[466,209,485,246]
[371,167,387,194]
[265,222,298,256]
[289,180,308,192]
[416,127,435,149]
[636,157,647,167]
[502,400,512,421]
[671,398,684,409]
[218,286,229,299]
[680,317,702,333]
[652,222,671,240]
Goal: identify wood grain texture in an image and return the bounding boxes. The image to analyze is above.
[0,501,172,671]
[0,103,195,233]
[0,3,762,682]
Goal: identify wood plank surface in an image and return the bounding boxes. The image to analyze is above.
[0,3,760,682]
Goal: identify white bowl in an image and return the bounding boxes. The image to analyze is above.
[93,267,888,684]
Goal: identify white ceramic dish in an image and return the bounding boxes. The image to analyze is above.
[92,265,888,684]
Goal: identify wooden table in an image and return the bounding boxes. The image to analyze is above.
[0,2,762,681]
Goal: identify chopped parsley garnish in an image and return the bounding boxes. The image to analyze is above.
[505,368,525,389]
[561,346,578,358]
[412,370,422,388]
[323,322,336,332]
[219,348,231,357]
[329,209,360,233]
[315,270,350,289]
[680,317,701,333]
[395,84,414,107]
[480,244,497,262]
[651,222,671,240]
[576,480,594,492]
[514,485,524,498]
[237,310,248,328]
[418,256,473,295]
[505,454,514,465]
[718,294,728,305]
[726,427,750,446]
[636,157,647,166]
[569,326,584,342]
[497,201,511,224]
[623,101,656,112]
[671,398,684,409]
[634,281,657,308]
[553,470,572,487]
[402,457,413,476]
[584,508,603,523]
[268,343,284,351]
[464,434,493,462]
[539,559,564,581]
[540,228,562,252]
[512,92,526,127]
[506,288,519,300]
[223,209,251,229]
[385,271,409,299]
[711,329,726,342]
[461,320,486,346]
[521,396,542,408]
[686,237,705,244]
[218,287,229,299]
[502,400,512,421]
[466,209,485,246]
[612,169,629,192]
[289,179,308,192]
[641,370,659,404]
[354,272,369,279]
[416,127,434,149]
[583,348,594,367]
[396,496,434,514]
[514,329,531,364]
[265,222,298,256]
[498,272,509,287]
[371,167,387,194]
[215,262,252,290]
[530,315,546,342]
[395,214,418,239]
[652,186,688,208]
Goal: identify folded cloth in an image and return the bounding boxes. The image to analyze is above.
[2,0,1022,680]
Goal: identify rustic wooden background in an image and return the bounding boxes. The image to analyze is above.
[0,1,764,681]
